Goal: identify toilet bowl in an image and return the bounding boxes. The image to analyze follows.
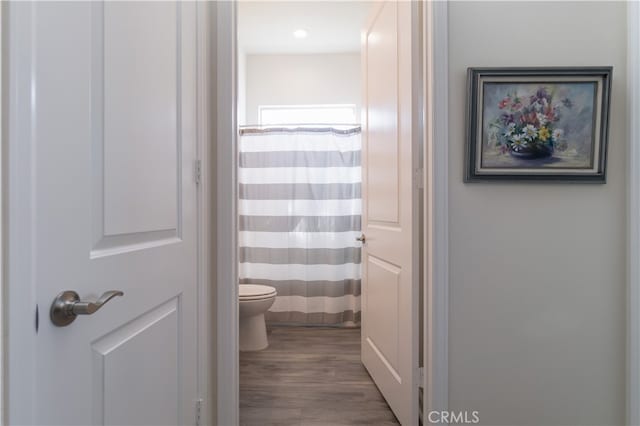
[239,284,277,351]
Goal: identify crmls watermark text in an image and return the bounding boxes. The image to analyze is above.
[427,411,480,424]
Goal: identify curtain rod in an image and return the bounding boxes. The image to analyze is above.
[239,125,361,136]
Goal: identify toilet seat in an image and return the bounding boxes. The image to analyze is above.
[239,284,277,301]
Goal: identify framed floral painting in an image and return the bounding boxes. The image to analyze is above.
[465,67,612,182]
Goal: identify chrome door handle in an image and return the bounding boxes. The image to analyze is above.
[50,290,124,327]
[356,234,366,243]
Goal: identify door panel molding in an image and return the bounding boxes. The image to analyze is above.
[366,255,401,372]
[365,1,400,226]
[90,2,183,258]
[91,297,180,425]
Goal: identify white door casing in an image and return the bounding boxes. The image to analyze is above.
[423,0,450,420]
[628,2,640,425]
[361,1,419,425]
[0,3,5,423]
[7,2,199,425]
[214,1,240,425]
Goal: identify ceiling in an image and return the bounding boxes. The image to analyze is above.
[238,1,371,55]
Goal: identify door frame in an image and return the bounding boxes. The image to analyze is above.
[423,0,449,420]
[211,1,240,425]
[0,2,5,424]
[196,2,214,425]
[211,1,449,423]
[628,2,640,425]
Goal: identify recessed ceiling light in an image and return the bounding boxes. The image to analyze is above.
[293,29,308,39]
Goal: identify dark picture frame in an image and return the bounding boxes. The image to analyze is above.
[465,67,612,182]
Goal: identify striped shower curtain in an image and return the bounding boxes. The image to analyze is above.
[238,126,362,326]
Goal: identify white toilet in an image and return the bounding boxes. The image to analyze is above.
[239,284,277,351]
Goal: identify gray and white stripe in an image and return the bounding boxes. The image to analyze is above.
[239,215,361,233]
[238,278,362,297]
[239,167,361,184]
[240,247,361,265]
[239,183,361,200]
[239,231,361,249]
[240,150,361,168]
[239,127,362,326]
[266,310,360,326]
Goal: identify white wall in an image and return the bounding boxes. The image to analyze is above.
[237,48,246,126]
[448,2,627,425]
[243,53,360,124]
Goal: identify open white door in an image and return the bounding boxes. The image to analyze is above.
[7,2,199,425]
[361,1,419,425]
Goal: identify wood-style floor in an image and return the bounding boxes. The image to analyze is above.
[240,326,400,426]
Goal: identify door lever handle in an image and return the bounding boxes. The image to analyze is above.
[50,290,124,327]
[356,234,366,243]
[72,290,124,315]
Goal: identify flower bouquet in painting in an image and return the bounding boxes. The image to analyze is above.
[489,87,571,160]
[465,67,611,182]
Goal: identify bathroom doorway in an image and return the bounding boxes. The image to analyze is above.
[235,1,421,424]
[236,2,379,424]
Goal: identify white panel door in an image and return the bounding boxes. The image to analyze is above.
[361,1,419,425]
[7,2,199,425]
